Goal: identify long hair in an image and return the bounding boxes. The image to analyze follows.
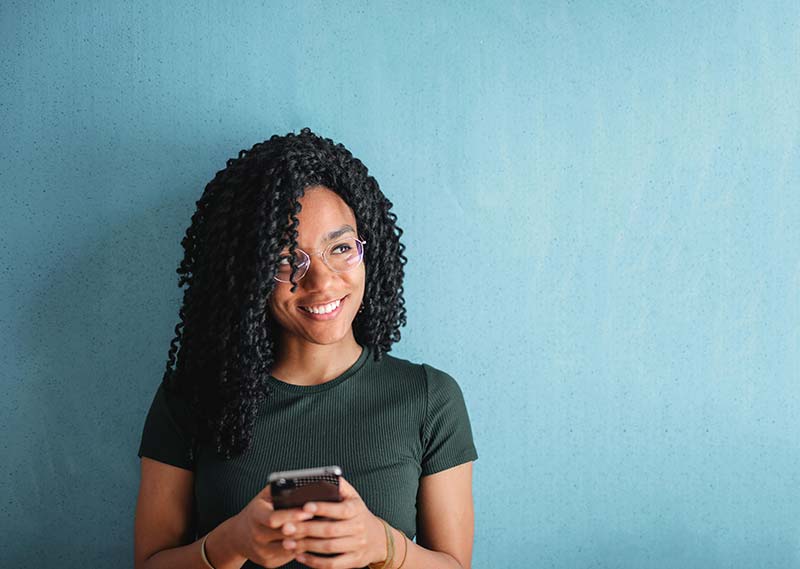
[161,128,407,460]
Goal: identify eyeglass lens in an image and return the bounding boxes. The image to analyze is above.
[275,237,363,282]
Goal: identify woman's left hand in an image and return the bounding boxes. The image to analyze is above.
[279,476,387,568]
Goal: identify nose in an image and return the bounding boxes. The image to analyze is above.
[298,254,337,292]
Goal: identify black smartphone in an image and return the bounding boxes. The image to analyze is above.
[268,465,343,510]
[268,465,343,558]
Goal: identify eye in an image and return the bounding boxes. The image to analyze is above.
[330,242,353,255]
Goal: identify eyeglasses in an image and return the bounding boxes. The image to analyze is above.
[273,237,366,283]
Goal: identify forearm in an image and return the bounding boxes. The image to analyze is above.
[385,527,466,569]
[141,517,248,569]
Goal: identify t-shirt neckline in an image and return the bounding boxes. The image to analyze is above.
[266,344,371,394]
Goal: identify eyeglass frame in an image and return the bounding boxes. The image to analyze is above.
[273,237,367,283]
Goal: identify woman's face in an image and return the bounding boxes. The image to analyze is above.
[268,186,366,348]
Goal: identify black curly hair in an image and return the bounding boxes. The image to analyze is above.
[161,128,407,460]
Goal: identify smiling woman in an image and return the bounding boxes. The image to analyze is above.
[134,128,478,569]
[268,188,366,361]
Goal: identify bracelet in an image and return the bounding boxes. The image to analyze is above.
[200,533,217,569]
[368,518,395,569]
[395,532,409,569]
[379,519,394,569]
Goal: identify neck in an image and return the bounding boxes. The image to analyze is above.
[270,333,364,386]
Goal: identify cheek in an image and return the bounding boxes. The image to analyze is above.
[268,291,288,320]
[348,274,366,302]
[351,271,363,286]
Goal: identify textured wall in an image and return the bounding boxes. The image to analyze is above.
[1,1,798,567]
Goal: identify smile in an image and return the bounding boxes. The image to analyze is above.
[298,295,347,319]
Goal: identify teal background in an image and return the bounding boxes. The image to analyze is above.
[1,1,798,567]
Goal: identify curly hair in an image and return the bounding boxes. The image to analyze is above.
[161,128,407,461]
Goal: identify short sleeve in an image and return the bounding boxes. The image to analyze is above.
[138,384,197,471]
[420,364,479,476]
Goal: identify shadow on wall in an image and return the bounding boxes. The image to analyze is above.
[5,131,240,565]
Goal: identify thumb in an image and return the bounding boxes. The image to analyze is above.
[338,476,361,500]
[257,483,273,503]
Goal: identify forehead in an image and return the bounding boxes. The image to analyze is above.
[285,186,357,245]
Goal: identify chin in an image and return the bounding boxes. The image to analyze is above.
[298,321,354,344]
[304,335,351,347]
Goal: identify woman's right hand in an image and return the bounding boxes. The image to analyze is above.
[229,484,315,568]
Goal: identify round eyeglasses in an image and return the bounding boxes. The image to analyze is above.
[273,237,366,283]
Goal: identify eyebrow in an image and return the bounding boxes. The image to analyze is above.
[323,224,356,242]
[279,225,356,251]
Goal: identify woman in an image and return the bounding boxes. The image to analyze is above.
[135,128,478,569]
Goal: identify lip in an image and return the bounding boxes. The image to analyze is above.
[297,295,347,321]
[300,295,347,308]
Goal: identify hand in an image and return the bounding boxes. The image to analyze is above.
[279,477,387,568]
[229,484,317,568]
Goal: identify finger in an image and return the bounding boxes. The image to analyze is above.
[295,552,362,569]
[282,519,359,539]
[287,536,365,555]
[265,508,316,529]
[248,497,276,527]
[255,541,296,566]
[336,476,361,499]
[302,497,360,520]
[257,484,273,502]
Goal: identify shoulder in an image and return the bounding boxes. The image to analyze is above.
[160,381,189,410]
[419,363,471,420]
[372,348,421,372]
[420,363,464,395]
[416,360,478,474]
[370,349,426,387]
[145,382,198,439]
[139,382,199,470]
[371,350,466,401]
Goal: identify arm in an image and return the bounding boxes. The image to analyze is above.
[278,465,474,569]
[134,457,248,569]
[407,365,477,569]
[401,461,474,569]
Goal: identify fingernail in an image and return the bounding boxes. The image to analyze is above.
[296,554,307,562]
[283,539,296,549]
[283,523,295,534]
[304,502,317,513]
[297,511,314,521]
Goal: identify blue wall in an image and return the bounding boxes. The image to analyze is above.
[1,1,798,567]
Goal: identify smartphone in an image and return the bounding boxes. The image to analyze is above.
[268,465,343,510]
[268,465,343,558]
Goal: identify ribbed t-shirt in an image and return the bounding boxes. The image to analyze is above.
[137,345,478,569]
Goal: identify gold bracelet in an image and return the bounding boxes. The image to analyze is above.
[395,532,409,569]
[200,533,217,569]
[368,518,395,569]
[381,519,395,569]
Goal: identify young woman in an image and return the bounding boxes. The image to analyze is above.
[134,128,478,569]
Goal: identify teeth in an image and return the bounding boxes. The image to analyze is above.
[302,298,342,314]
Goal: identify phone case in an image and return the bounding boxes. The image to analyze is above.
[270,465,343,510]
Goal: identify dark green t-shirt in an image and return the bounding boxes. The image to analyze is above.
[137,345,478,568]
